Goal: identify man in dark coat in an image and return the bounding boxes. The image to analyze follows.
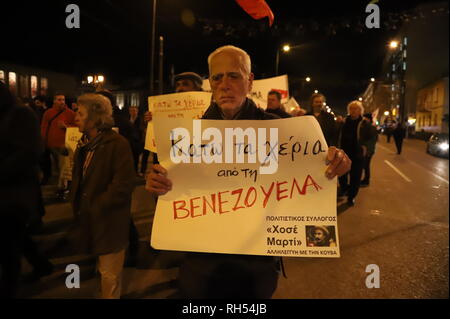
[145,45,352,298]
[361,113,378,186]
[126,105,144,173]
[338,101,376,206]
[0,81,42,297]
[393,120,407,154]
[265,90,292,118]
[307,93,337,146]
[70,93,135,298]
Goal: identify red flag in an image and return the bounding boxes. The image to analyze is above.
[235,0,274,26]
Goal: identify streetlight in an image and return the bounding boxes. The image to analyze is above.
[389,40,399,49]
[305,77,311,82]
[384,111,390,116]
[275,43,302,76]
[86,74,105,89]
[370,77,375,82]
[314,90,318,94]
[358,97,363,101]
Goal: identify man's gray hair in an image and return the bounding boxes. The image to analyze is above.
[347,100,365,115]
[77,93,114,130]
[207,45,251,76]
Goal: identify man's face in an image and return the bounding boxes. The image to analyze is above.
[54,95,65,110]
[349,104,362,119]
[75,105,91,133]
[129,107,138,117]
[209,51,253,115]
[312,97,324,111]
[175,79,196,93]
[313,229,325,242]
[267,94,281,110]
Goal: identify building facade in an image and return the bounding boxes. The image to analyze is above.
[0,62,78,100]
[415,77,449,133]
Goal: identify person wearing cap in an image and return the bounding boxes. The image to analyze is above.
[141,72,204,175]
[174,72,204,93]
[143,71,204,124]
[361,113,378,186]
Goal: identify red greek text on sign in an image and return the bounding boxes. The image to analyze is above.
[172,174,322,220]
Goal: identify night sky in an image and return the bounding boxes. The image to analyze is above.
[0,0,443,113]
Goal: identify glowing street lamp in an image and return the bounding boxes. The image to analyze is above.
[87,74,105,87]
[358,97,363,101]
[282,44,290,52]
[384,111,390,116]
[314,90,318,94]
[305,77,311,82]
[370,77,375,82]
[389,40,399,49]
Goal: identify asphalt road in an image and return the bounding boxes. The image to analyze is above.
[273,136,449,298]
[19,136,448,299]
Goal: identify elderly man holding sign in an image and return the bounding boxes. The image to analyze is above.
[145,45,351,298]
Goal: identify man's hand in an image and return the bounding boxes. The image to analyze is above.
[325,146,351,179]
[145,164,172,196]
[144,111,153,123]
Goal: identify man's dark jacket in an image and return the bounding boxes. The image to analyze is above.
[338,116,375,160]
[266,107,292,118]
[307,110,337,146]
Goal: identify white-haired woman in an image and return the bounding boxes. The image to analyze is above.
[70,93,135,298]
[338,100,375,206]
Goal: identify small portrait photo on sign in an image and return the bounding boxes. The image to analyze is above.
[306,225,337,247]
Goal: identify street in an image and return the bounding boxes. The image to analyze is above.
[19,136,449,299]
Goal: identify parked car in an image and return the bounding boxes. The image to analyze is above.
[426,133,449,158]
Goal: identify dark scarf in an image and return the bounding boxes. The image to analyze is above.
[202,98,277,120]
[76,130,107,178]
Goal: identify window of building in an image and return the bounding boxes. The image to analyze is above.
[434,114,438,126]
[40,77,48,95]
[131,92,140,107]
[31,76,38,98]
[19,75,29,97]
[8,72,17,94]
[116,93,125,110]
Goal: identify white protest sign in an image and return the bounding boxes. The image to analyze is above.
[62,127,83,181]
[151,116,339,258]
[144,91,212,153]
[284,97,299,111]
[202,75,290,109]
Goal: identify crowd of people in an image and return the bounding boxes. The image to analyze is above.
[1,44,401,299]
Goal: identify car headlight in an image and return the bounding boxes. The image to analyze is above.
[439,142,449,151]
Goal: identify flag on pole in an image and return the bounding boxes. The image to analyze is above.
[235,0,274,26]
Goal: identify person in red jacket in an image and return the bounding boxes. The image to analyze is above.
[40,93,75,196]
